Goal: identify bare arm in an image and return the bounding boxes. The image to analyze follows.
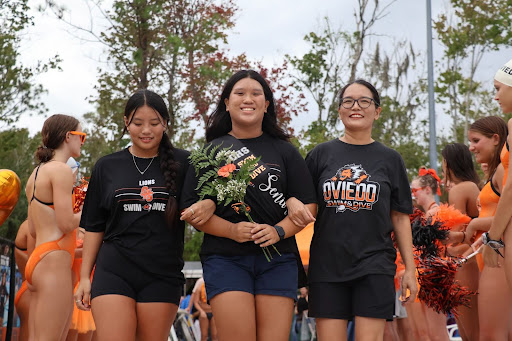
[180,199,216,226]
[52,164,81,233]
[391,210,417,304]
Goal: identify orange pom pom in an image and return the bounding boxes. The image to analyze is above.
[72,177,89,213]
[432,204,471,230]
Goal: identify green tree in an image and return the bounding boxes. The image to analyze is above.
[0,129,40,239]
[0,0,60,124]
[434,0,512,142]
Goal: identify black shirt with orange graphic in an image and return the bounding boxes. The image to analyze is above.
[180,133,316,258]
[305,139,412,283]
[81,147,189,284]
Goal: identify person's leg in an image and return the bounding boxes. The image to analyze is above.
[354,316,386,341]
[65,329,78,341]
[405,302,430,340]
[478,264,511,340]
[17,290,30,341]
[76,331,94,341]
[383,320,399,341]
[504,222,512,292]
[198,312,209,341]
[209,316,218,341]
[423,305,449,341]
[210,291,256,341]
[453,258,480,340]
[396,317,414,341]
[255,295,294,341]
[31,251,74,341]
[91,295,137,341]
[316,318,348,341]
[136,302,178,341]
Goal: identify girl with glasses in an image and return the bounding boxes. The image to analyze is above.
[302,79,417,340]
[25,114,85,340]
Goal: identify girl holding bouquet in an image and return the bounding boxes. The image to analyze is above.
[440,143,481,340]
[304,79,417,341]
[180,70,317,341]
[25,114,84,340]
[75,90,215,341]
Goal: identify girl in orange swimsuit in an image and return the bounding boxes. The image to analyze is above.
[25,114,85,341]
[484,59,512,294]
[441,143,481,341]
[462,116,512,340]
[14,219,35,341]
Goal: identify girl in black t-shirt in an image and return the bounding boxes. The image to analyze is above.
[298,79,417,341]
[180,70,317,341]
[75,90,215,341]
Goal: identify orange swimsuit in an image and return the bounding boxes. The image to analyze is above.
[25,165,76,285]
[474,178,500,270]
[14,280,28,309]
[501,142,509,186]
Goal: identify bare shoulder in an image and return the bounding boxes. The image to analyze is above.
[449,181,479,201]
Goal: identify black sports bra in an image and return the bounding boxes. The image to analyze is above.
[30,165,54,207]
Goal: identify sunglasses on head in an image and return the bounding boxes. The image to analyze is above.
[69,131,86,143]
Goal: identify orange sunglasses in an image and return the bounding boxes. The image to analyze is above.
[411,187,426,195]
[69,131,87,143]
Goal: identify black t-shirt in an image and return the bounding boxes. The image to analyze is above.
[180,133,317,257]
[296,296,308,318]
[80,148,190,284]
[305,139,412,282]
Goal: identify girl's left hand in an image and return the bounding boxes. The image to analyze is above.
[400,270,417,305]
[180,199,216,226]
[251,224,280,247]
[286,197,315,228]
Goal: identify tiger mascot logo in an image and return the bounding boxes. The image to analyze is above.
[331,164,369,184]
[324,164,380,213]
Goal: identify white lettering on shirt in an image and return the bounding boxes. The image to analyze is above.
[259,174,287,209]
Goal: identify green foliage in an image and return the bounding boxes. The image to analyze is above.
[0,128,40,239]
[183,227,203,261]
[0,0,60,124]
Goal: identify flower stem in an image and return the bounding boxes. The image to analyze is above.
[242,203,280,262]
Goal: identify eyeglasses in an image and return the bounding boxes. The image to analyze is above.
[411,187,426,195]
[340,97,377,109]
[69,131,86,143]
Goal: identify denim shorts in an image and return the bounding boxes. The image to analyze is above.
[202,252,298,301]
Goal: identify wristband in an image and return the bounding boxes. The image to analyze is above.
[273,225,285,241]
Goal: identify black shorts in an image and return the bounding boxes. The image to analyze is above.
[91,243,182,304]
[308,274,395,320]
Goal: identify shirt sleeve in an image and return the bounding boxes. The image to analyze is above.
[284,143,317,204]
[390,152,413,214]
[80,160,108,232]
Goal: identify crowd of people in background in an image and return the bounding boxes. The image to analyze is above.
[7,57,512,341]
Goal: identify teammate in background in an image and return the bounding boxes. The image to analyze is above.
[75,90,215,341]
[25,114,84,340]
[14,220,35,341]
[441,143,481,340]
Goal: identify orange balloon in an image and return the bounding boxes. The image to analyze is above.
[0,169,21,227]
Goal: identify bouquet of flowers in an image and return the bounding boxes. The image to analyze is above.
[189,143,280,261]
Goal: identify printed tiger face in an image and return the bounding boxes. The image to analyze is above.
[331,164,369,184]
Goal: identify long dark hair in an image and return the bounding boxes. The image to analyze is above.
[205,69,290,142]
[35,114,80,163]
[124,89,180,225]
[338,79,381,108]
[442,143,480,186]
[469,116,508,182]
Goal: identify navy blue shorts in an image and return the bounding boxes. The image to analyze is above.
[91,243,182,304]
[202,252,298,301]
[308,274,395,320]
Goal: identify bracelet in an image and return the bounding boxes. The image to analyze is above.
[461,231,466,244]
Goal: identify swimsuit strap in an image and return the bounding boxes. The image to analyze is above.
[31,164,54,206]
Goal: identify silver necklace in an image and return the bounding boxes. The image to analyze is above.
[132,154,156,175]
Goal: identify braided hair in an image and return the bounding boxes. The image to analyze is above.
[124,89,181,225]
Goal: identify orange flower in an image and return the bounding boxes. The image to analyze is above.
[218,163,236,177]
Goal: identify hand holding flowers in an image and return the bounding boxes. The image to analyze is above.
[189,143,281,261]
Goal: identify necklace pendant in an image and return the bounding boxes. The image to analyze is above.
[132,154,155,175]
